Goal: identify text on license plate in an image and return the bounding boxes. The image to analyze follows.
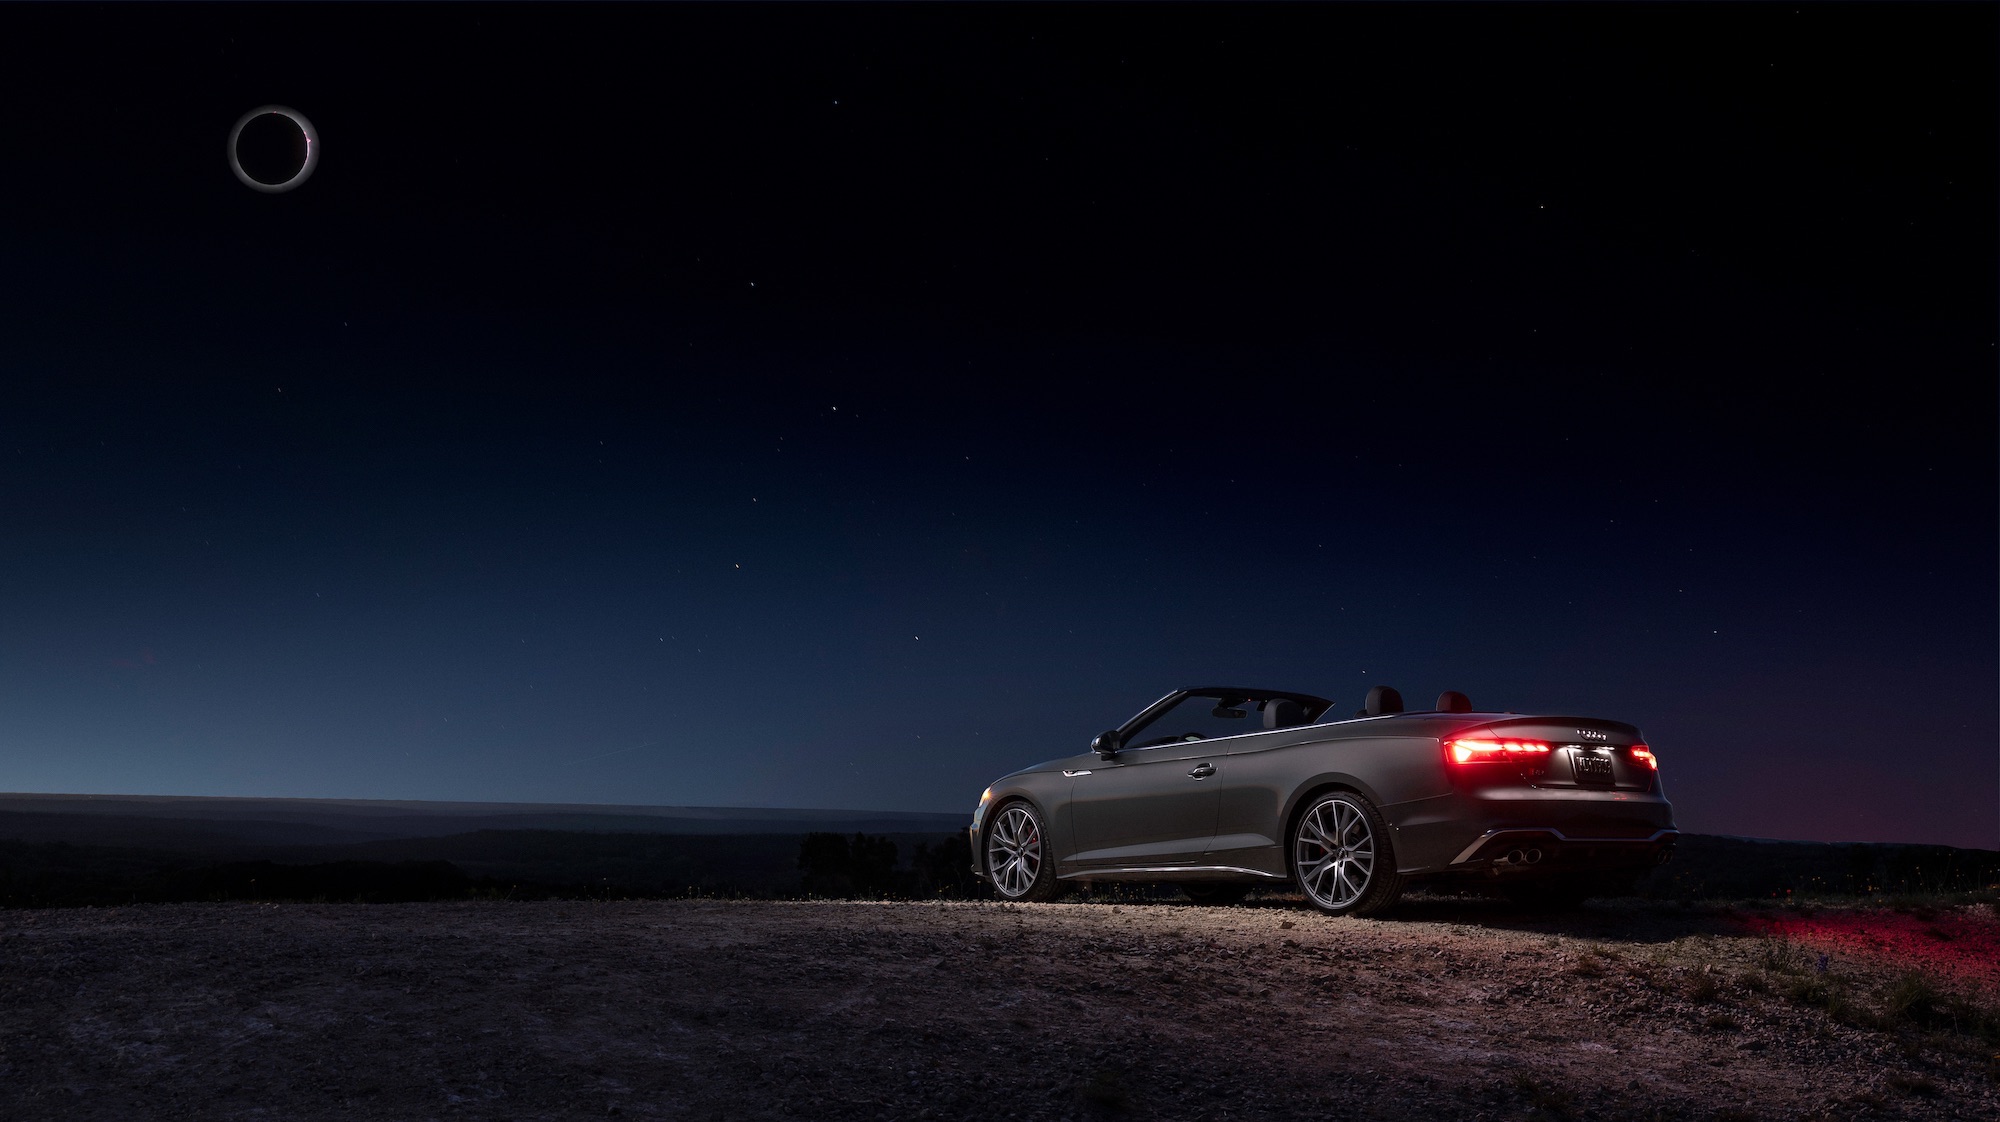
[1572,753,1614,782]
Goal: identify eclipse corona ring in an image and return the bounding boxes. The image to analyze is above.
[228,105,318,193]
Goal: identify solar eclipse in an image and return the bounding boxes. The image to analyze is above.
[228,105,317,193]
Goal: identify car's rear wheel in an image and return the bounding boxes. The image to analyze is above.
[985,801,1059,902]
[1180,883,1252,907]
[1292,791,1404,917]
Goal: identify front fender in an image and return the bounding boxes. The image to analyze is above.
[972,770,1076,878]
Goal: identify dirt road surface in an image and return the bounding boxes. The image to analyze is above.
[3,896,1996,1120]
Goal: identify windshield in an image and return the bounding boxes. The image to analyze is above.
[1125,693,1290,749]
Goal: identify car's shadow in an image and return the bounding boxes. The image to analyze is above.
[1235,891,1761,943]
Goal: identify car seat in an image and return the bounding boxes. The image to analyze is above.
[1359,685,1404,717]
[1263,698,1306,729]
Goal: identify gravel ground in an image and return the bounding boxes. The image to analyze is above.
[2,895,1996,1121]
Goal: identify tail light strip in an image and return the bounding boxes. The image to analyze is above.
[1445,738,1662,772]
[1445,738,1552,764]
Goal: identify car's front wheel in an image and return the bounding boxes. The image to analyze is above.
[1292,791,1404,916]
[984,801,1059,902]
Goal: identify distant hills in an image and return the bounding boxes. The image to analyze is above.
[0,793,967,852]
[0,793,1994,908]
[1644,833,1999,902]
[0,793,972,905]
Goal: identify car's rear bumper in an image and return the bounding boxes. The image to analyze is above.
[1447,824,1677,868]
[1391,788,1676,876]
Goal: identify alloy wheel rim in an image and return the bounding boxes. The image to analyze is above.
[1295,797,1374,909]
[987,806,1042,898]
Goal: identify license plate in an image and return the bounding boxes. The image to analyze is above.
[1572,752,1614,783]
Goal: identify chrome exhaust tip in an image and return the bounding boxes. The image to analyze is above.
[1502,848,1526,865]
[1524,848,1543,865]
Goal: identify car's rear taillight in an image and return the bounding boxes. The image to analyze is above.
[1445,738,1553,764]
[1629,744,1658,770]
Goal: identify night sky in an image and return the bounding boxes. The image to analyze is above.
[1,4,1993,848]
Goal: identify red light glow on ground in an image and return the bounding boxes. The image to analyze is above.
[1750,906,2000,999]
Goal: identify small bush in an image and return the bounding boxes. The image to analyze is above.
[1879,972,2000,1042]
[1758,934,1811,975]
[1881,973,1948,1029]
[1781,974,1871,1028]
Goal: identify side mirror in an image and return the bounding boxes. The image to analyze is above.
[1091,730,1122,759]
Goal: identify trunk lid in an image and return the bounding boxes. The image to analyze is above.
[1459,716,1653,791]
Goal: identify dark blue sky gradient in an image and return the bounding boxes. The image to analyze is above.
[0,4,1993,846]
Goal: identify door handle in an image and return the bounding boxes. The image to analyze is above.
[1187,763,1216,779]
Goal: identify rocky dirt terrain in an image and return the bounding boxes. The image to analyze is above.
[2,894,1996,1121]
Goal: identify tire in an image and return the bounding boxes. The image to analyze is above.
[1292,791,1404,917]
[984,801,1060,902]
[1181,883,1252,907]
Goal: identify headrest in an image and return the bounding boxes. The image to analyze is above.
[1263,698,1306,730]
[1435,690,1472,713]
[1362,685,1404,717]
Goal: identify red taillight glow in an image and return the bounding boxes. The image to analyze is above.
[1630,744,1658,770]
[1446,738,1553,764]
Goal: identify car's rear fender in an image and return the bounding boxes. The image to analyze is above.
[1277,775,1475,879]
[1222,734,1450,853]
[1278,772,1395,844]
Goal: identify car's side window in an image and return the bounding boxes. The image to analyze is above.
[1125,695,1268,749]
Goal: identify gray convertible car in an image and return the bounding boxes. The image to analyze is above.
[969,685,1676,915]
